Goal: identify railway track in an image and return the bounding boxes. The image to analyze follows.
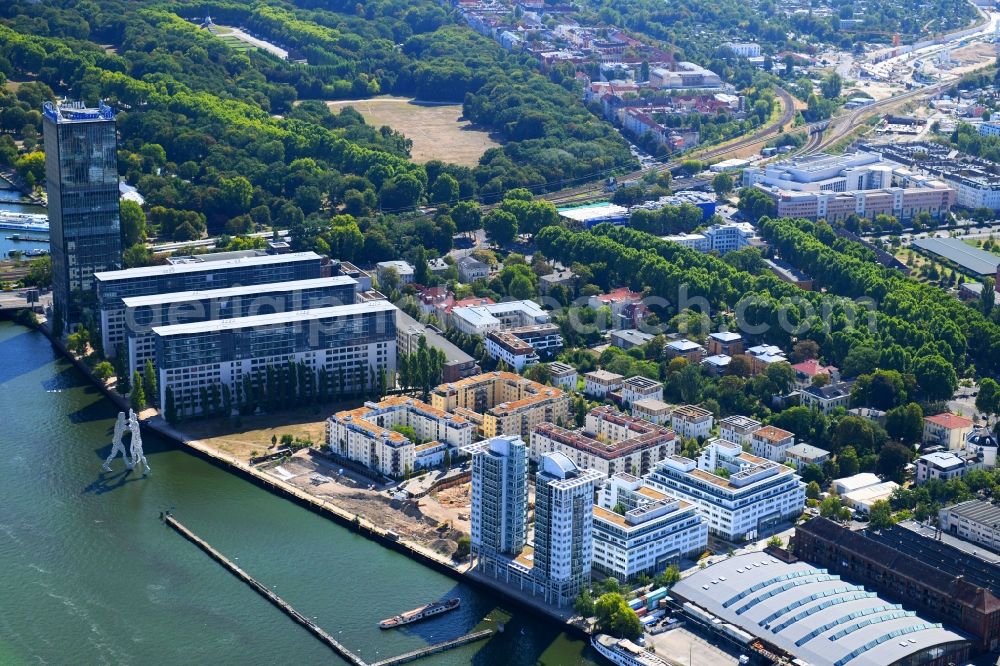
[534,87,797,205]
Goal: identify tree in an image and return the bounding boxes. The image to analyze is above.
[430,173,459,204]
[868,499,894,530]
[120,199,146,247]
[842,346,879,378]
[93,361,114,382]
[130,371,146,411]
[483,209,518,245]
[838,446,860,476]
[654,563,681,589]
[594,593,642,640]
[143,360,158,407]
[806,480,821,500]
[820,73,842,99]
[976,378,1000,420]
[767,536,784,549]
[885,402,924,443]
[413,247,430,286]
[574,589,596,617]
[877,441,913,483]
[712,172,734,196]
[164,387,177,424]
[912,355,958,402]
[981,276,995,317]
[451,201,482,234]
[454,535,471,560]
[790,340,819,363]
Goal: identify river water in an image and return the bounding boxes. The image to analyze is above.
[0,322,598,665]
[0,187,49,259]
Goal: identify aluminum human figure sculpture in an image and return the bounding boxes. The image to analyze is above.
[127,409,150,474]
[102,411,131,471]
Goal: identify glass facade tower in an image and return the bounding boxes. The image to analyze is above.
[42,101,123,325]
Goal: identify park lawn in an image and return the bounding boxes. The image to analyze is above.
[326,96,501,167]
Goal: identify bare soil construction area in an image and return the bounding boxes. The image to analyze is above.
[327,96,500,167]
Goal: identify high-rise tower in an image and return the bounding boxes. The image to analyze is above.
[42,101,122,326]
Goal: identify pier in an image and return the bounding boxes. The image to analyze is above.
[163,513,367,666]
[369,629,494,666]
[163,513,493,665]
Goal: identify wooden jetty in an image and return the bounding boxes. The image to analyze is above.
[163,512,493,665]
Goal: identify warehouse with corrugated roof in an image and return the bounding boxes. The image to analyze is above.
[671,552,971,666]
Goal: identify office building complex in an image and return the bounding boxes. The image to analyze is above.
[430,371,569,440]
[153,302,396,418]
[646,439,805,541]
[743,151,955,221]
[328,396,473,477]
[530,407,676,477]
[95,250,325,355]
[470,435,529,577]
[533,452,603,607]
[42,101,123,324]
[795,517,1000,652]
[593,474,707,581]
[122,277,356,377]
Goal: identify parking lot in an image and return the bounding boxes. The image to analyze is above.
[647,626,743,666]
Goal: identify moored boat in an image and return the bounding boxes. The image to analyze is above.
[378,597,460,629]
[591,633,668,666]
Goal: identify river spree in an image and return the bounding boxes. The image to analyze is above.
[0,187,48,259]
[0,322,598,665]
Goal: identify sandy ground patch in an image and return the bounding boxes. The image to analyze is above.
[264,451,466,557]
[327,96,500,167]
[180,405,332,460]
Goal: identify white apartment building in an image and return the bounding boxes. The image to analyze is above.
[154,302,396,419]
[632,399,674,425]
[646,439,805,542]
[939,500,1000,553]
[719,415,762,448]
[470,435,529,577]
[376,260,415,285]
[593,474,708,581]
[584,370,624,398]
[620,375,664,407]
[671,405,714,441]
[915,451,982,484]
[783,443,831,469]
[450,300,549,335]
[327,396,473,477]
[749,425,795,463]
[533,452,603,607]
[530,407,676,477]
[724,42,761,58]
[485,330,539,371]
[547,362,578,391]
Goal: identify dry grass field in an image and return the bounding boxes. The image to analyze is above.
[327,96,500,166]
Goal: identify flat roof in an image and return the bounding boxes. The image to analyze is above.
[786,443,830,459]
[152,301,395,337]
[121,277,356,308]
[557,202,628,221]
[95,251,322,282]
[912,237,1000,276]
[673,553,969,666]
